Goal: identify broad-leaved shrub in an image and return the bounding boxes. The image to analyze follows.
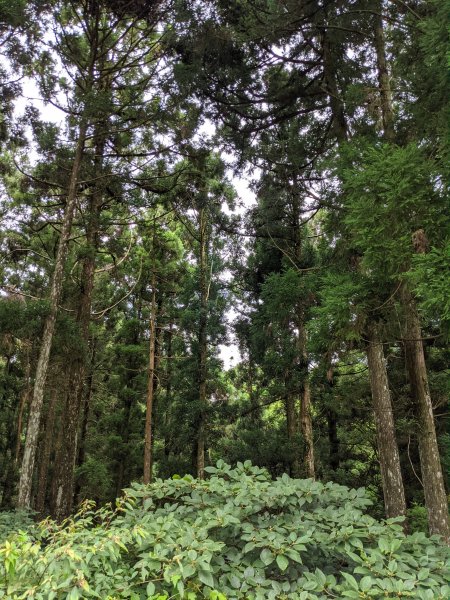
[0,461,448,599]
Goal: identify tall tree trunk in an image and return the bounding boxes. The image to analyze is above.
[246,352,260,424]
[374,0,394,141]
[74,342,96,504]
[326,365,340,473]
[402,285,450,541]
[196,208,209,479]
[323,16,407,519]
[366,324,407,521]
[115,301,141,497]
[14,341,31,465]
[374,3,448,540]
[297,323,315,479]
[290,180,315,479]
[17,121,88,509]
[284,376,300,478]
[143,269,157,484]
[300,374,315,479]
[35,387,59,515]
[164,317,174,458]
[115,387,133,498]
[321,27,348,143]
[52,134,104,521]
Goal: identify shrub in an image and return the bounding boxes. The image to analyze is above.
[0,511,36,543]
[0,461,449,599]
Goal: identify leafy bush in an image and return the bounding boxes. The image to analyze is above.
[0,511,35,543]
[0,461,449,599]
[406,504,429,535]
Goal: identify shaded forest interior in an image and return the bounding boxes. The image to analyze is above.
[0,0,449,542]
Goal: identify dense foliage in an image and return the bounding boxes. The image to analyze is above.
[0,3,449,597]
[1,463,449,599]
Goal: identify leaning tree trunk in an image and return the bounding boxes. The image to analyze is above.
[402,284,450,542]
[17,121,88,510]
[366,324,407,521]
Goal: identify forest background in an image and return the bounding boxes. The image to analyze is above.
[0,0,449,549]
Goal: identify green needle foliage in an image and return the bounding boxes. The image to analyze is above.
[1,462,449,600]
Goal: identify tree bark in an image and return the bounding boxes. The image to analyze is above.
[143,269,157,484]
[163,317,174,458]
[300,375,315,479]
[14,341,32,465]
[402,285,450,541]
[289,179,315,479]
[373,1,448,541]
[52,133,104,521]
[74,342,96,504]
[374,0,395,141]
[297,324,315,479]
[326,366,340,473]
[366,324,407,521]
[284,378,300,478]
[17,121,88,510]
[115,303,141,497]
[321,28,348,143]
[35,387,59,515]
[196,208,209,479]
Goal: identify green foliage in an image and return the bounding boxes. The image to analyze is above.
[0,511,35,543]
[407,241,450,338]
[340,143,446,282]
[406,505,429,536]
[1,463,448,599]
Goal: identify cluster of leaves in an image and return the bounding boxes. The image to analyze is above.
[0,511,35,543]
[1,463,448,599]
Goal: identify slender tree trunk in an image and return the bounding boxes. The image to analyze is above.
[74,342,96,503]
[289,181,315,479]
[321,28,348,143]
[374,3,448,540]
[115,388,133,498]
[323,14,408,520]
[284,377,300,477]
[297,324,315,479]
[115,303,141,497]
[402,285,450,541]
[143,270,157,484]
[300,379,315,479]
[366,324,407,521]
[164,318,174,458]
[15,342,31,465]
[52,134,104,521]
[17,121,88,509]
[35,388,59,514]
[196,209,209,479]
[326,365,340,473]
[374,0,394,141]
[246,353,260,424]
